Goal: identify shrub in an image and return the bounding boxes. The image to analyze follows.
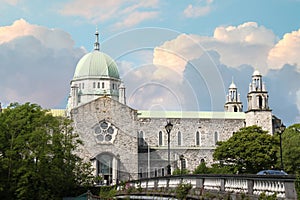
[175,182,192,200]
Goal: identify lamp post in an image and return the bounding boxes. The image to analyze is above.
[165,121,173,175]
[277,124,286,171]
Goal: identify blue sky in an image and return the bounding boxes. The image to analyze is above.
[0,0,300,126]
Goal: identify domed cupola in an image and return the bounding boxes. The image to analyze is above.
[73,30,120,80]
[66,30,126,113]
[73,50,120,80]
[224,78,243,112]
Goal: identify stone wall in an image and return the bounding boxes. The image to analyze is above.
[71,97,139,181]
[245,110,273,134]
[137,117,245,175]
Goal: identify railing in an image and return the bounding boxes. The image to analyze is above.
[116,174,297,199]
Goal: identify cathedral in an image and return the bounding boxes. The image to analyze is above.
[64,31,282,185]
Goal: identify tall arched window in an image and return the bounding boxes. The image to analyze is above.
[258,95,263,109]
[158,131,163,146]
[177,131,182,146]
[214,131,219,145]
[138,131,144,146]
[196,131,200,146]
[97,82,100,88]
[102,82,105,88]
[93,82,96,88]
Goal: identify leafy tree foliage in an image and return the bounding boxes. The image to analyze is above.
[213,126,278,174]
[281,124,300,175]
[172,168,190,175]
[0,103,93,199]
[193,162,233,174]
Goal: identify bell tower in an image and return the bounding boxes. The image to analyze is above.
[245,70,273,134]
[247,70,270,111]
[224,79,243,112]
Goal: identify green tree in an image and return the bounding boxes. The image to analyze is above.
[213,126,278,174]
[193,162,210,174]
[0,103,93,199]
[172,168,190,175]
[281,124,300,175]
[193,162,233,174]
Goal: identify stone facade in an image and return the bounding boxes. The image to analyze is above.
[65,33,283,185]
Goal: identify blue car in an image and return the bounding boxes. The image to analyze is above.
[257,170,288,175]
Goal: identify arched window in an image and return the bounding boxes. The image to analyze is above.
[200,158,205,163]
[177,131,181,146]
[195,131,200,146]
[97,82,100,88]
[214,131,219,145]
[158,131,163,146]
[258,96,263,109]
[93,82,96,88]
[102,82,105,88]
[138,131,144,146]
[234,106,238,112]
[82,83,84,89]
[181,159,186,170]
[96,154,113,185]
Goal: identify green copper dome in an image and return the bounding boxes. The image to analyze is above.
[73,50,120,80]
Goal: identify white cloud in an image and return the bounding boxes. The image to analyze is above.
[267,29,300,71]
[213,22,277,45]
[0,19,85,108]
[0,19,76,50]
[153,34,204,79]
[60,0,159,29]
[183,0,213,18]
[153,22,278,75]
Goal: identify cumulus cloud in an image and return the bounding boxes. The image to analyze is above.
[153,34,205,80]
[60,0,159,29]
[0,19,85,108]
[183,0,213,18]
[153,22,278,75]
[150,22,300,125]
[268,29,300,71]
[0,19,77,50]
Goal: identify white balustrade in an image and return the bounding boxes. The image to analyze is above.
[203,178,221,191]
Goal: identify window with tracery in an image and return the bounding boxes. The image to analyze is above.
[93,121,118,143]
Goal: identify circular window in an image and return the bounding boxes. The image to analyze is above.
[94,121,118,143]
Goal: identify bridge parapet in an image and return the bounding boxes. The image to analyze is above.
[118,174,297,199]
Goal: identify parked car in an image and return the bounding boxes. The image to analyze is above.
[256,170,288,175]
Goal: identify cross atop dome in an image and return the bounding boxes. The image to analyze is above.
[94,27,100,51]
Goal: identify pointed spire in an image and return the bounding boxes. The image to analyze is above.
[94,27,100,51]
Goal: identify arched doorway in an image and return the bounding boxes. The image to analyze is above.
[96,153,119,185]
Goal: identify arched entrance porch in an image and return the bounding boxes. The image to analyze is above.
[94,153,119,185]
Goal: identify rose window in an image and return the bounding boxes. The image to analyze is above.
[93,121,118,143]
